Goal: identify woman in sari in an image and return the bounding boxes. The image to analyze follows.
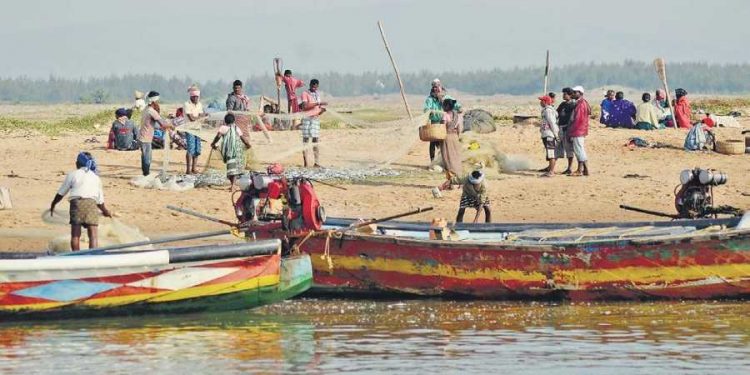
[440,98,463,185]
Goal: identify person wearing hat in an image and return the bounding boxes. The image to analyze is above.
[674,88,692,129]
[49,152,112,251]
[183,85,206,174]
[440,169,491,223]
[138,91,171,176]
[555,87,577,174]
[107,108,138,151]
[538,95,559,177]
[568,86,591,176]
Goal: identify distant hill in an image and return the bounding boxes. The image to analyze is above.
[1,61,748,103]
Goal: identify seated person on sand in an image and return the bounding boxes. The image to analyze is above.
[635,93,661,130]
[440,98,463,185]
[607,91,636,128]
[107,108,138,151]
[439,169,491,223]
[211,113,251,190]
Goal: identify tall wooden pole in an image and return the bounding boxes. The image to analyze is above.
[654,58,677,131]
[377,21,413,121]
[543,50,550,96]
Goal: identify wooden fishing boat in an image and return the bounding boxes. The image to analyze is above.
[249,214,750,301]
[0,240,312,320]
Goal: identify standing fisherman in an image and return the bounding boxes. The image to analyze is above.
[300,79,327,168]
[538,95,559,177]
[568,86,591,177]
[183,85,207,174]
[555,87,577,175]
[139,91,171,176]
[277,69,305,114]
[49,152,112,251]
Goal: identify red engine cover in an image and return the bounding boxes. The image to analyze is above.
[267,181,282,199]
[299,181,323,230]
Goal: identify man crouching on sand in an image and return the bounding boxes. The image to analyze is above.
[50,152,112,251]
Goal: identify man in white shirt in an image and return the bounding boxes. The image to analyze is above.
[50,152,112,251]
[183,85,207,174]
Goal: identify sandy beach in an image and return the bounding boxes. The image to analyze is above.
[1,95,749,252]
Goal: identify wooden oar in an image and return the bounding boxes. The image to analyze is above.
[60,229,232,256]
[166,205,238,226]
[350,207,434,229]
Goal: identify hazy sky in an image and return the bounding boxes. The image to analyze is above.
[1,0,749,80]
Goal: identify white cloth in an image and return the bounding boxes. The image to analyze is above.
[571,136,587,162]
[134,98,146,111]
[540,105,559,138]
[183,101,204,118]
[57,168,104,204]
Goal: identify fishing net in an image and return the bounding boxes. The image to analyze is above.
[41,210,152,253]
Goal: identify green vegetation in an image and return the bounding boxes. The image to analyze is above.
[0,108,115,135]
[691,98,750,115]
[2,61,750,104]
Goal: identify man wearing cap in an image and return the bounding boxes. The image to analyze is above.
[183,85,207,174]
[139,91,171,176]
[568,86,591,176]
[600,89,615,126]
[538,95,559,177]
[555,87,577,174]
[108,108,138,151]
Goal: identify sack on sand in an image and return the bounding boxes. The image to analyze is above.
[0,187,11,210]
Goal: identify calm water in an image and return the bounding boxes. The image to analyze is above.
[1,299,748,374]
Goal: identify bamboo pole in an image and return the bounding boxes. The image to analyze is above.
[654,58,677,130]
[377,21,413,121]
[543,50,550,96]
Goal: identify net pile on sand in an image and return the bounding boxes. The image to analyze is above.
[42,210,152,253]
[130,174,195,192]
[283,166,401,181]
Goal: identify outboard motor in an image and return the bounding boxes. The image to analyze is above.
[675,168,727,218]
[233,164,326,232]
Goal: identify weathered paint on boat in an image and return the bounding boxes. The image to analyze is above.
[0,244,313,320]
[252,217,750,300]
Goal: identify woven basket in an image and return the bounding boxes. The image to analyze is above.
[716,139,746,155]
[419,123,446,142]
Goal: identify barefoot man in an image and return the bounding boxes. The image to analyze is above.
[49,152,112,251]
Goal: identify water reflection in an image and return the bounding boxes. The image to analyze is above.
[1,300,748,374]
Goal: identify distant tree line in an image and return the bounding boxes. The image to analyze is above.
[0,61,748,104]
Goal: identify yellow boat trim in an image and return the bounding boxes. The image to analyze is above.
[313,255,750,285]
[149,274,279,302]
[0,301,68,312]
[0,275,280,311]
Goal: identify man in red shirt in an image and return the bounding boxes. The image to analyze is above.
[674,88,692,129]
[568,86,591,176]
[277,69,305,113]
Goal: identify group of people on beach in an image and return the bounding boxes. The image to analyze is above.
[105,70,328,183]
[598,88,693,130]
